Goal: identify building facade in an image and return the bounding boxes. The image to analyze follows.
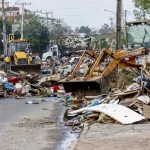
[0,2,20,16]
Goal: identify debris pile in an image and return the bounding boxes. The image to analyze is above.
[0,70,65,98]
[1,43,150,132]
[59,55,150,131]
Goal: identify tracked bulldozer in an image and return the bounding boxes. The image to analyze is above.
[59,42,146,95]
[3,34,41,75]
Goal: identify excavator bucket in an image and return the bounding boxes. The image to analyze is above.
[59,42,109,95]
[10,64,41,74]
[59,76,109,95]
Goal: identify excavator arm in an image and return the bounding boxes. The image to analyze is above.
[66,42,146,82]
[66,42,98,81]
[60,43,146,94]
[85,47,146,80]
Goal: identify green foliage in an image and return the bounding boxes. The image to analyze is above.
[50,22,73,45]
[92,36,110,49]
[122,36,126,45]
[133,0,150,20]
[79,26,91,35]
[133,9,150,20]
[133,0,150,9]
[23,18,50,54]
[0,18,13,40]
[100,24,110,35]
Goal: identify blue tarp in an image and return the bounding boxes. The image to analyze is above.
[1,81,14,91]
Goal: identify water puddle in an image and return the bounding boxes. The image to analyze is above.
[55,102,80,150]
[56,126,79,150]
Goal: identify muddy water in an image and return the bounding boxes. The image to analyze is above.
[56,126,79,150]
[55,101,80,150]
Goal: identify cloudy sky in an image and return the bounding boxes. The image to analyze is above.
[9,0,135,29]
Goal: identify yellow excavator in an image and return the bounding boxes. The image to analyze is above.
[3,34,41,74]
[59,42,146,94]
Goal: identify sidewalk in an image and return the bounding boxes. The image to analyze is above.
[70,122,150,150]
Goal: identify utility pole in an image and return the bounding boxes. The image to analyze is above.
[50,11,53,31]
[116,0,122,52]
[2,0,7,55]
[33,10,41,20]
[17,2,31,39]
[41,12,51,28]
[125,10,128,48]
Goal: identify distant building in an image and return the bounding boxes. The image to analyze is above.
[0,2,33,17]
[0,2,20,16]
[91,28,100,34]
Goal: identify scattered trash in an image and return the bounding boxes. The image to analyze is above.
[25,101,40,104]
[1,43,150,131]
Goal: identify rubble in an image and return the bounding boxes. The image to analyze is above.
[1,44,150,133]
[0,68,65,98]
[58,54,150,130]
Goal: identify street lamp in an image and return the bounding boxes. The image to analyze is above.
[102,9,119,53]
[102,9,116,16]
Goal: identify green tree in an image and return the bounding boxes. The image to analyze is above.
[0,18,13,54]
[133,0,150,20]
[79,26,91,35]
[50,22,73,45]
[133,0,150,9]
[99,23,116,49]
[23,17,50,55]
[92,37,110,49]
[0,18,13,41]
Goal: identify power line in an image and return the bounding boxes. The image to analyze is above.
[39,5,134,11]
[54,13,116,17]
[16,2,31,38]
[41,11,53,28]
[8,0,20,12]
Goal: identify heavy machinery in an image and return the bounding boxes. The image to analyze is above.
[3,34,41,74]
[59,42,146,94]
[42,45,72,62]
[126,19,150,52]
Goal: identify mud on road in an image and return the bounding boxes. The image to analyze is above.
[0,98,79,150]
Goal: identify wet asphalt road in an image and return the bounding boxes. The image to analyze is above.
[0,97,79,150]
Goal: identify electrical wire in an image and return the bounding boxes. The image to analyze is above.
[39,5,134,11]
[8,0,20,12]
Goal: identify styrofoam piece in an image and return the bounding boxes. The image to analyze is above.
[0,71,6,76]
[15,83,22,90]
[137,95,150,104]
[57,90,65,93]
[2,78,8,82]
[59,85,64,90]
[57,90,65,98]
[85,104,145,124]
[70,107,86,115]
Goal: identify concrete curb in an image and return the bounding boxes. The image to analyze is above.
[68,123,90,150]
[68,139,79,150]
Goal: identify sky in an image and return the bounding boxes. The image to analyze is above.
[8,0,135,29]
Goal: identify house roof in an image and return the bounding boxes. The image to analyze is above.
[0,7,19,11]
[126,19,150,26]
